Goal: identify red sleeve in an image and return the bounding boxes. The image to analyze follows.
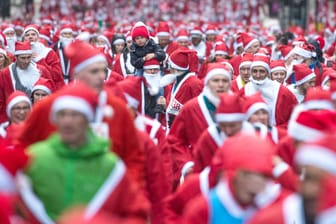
[197,62,208,80]
[0,71,8,123]
[276,136,296,168]
[41,50,64,90]
[193,130,217,173]
[276,167,300,192]
[275,87,298,128]
[182,195,209,224]
[112,56,124,76]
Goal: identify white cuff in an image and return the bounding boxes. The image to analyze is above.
[180,161,195,184]
[272,162,289,178]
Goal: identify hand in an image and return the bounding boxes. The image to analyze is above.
[144,53,155,61]
[272,156,283,166]
[157,96,166,106]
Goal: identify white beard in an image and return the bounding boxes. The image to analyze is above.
[60,37,73,48]
[6,37,16,54]
[160,73,177,87]
[144,72,161,96]
[202,86,220,107]
[250,76,267,85]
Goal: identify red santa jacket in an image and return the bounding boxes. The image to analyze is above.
[0,63,53,123]
[16,87,145,187]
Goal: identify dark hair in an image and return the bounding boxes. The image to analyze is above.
[111,34,126,54]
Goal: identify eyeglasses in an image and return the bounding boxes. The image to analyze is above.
[11,106,31,112]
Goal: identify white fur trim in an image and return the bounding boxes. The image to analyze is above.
[7,95,31,118]
[32,85,51,95]
[112,38,125,45]
[190,30,202,36]
[85,160,126,219]
[39,34,50,41]
[176,36,189,41]
[303,100,334,110]
[197,94,216,127]
[124,93,139,109]
[270,66,286,73]
[292,46,312,58]
[180,161,194,184]
[295,146,336,174]
[244,38,259,51]
[199,167,211,196]
[3,27,14,34]
[283,194,305,224]
[73,54,106,74]
[204,68,231,85]
[239,61,252,70]
[205,30,217,35]
[317,205,336,224]
[156,32,170,37]
[51,96,94,122]
[295,73,315,86]
[245,102,269,120]
[60,28,73,34]
[288,121,324,142]
[215,50,228,56]
[14,49,33,55]
[143,64,160,70]
[216,113,245,122]
[272,162,289,178]
[169,57,189,70]
[24,27,39,36]
[0,164,16,193]
[250,61,270,73]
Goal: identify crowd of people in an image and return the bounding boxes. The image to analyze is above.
[0,11,335,223]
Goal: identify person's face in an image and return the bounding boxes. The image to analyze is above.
[251,66,268,81]
[144,67,160,75]
[55,109,88,147]
[4,30,15,38]
[248,109,269,126]
[236,46,244,55]
[246,41,260,54]
[74,61,107,92]
[207,74,231,97]
[177,39,189,48]
[215,54,227,61]
[16,54,32,70]
[299,165,327,218]
[218,121,242,137]
[97,38,107,47]
[233,170,268,205]
[126,39,133,48]
[10,101,31,124]
[0,54,5,67]
[299,77,316,95]
[61,31,73,39]
[114,43,125,53]
[158,36,170,48]
[239,65,251,83]
[191,36,202,46]
[271,70,286,84]
[206,34,216,42]
[32,89,49,103]
[24,30,38,43]
[134,36,147,47]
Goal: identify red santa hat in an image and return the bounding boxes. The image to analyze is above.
[156,21,170,37]
[176,29,189,41]
[214,43,229,56]
[143,58,160,70]
[119,77,142,109]
[190,26,203,37]
[216,93,245,122]
[14,41,32,55]
[293,64,316,86]
[243,93,269,120]
[250,54,271,73]
[303,87,334,111]
[60,24,73,35]
[239,53,254,70]
[288,110,336,142]
[6,91,32,118]
[39,27,51,43]
[204,63,231,85]
[1,24,15,35]
[295,133,336,175]
[0,32,7,47]
[64,40,106,75]
[321,68,336,88]
[216,133,274,176]
[131,21,149,41]
[23,24,40,36]
[51,82,98,123]
[168,48,198,72]
[240,33,260,51]
[32,78,54,95]
[265,36,275,46]
[97,32,112,48]
[292,43,314,59]
[292,35,307,46]
[205,24,218,35]
[278,45,294,60]
[270,60,286,73]
[112,33,125,45]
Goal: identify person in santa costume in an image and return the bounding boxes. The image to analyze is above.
[1,25,16,55]
[175,29,190,49]
[192,93,255,174]
[119,58,166,119]
[249,134,336,224]
[182,133,282,224]
[162,63,232,190]
[53,24,74,85]
[23,24,64,90]
[243,93,287,145]
[270,60,287,84]
[161,48,202,130]
[189,26,212,65]
[0,41,53,123]
[231,53,254,92]
[17,40,145,187]
[31,77,54,104]
[0,47,11,70]
[16,82,149,223]
[156,21,180,57]
[240,54,297,127]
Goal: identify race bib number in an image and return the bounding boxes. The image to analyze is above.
[90,122,109,139]
[167,98,183,116]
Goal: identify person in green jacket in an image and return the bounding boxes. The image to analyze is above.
[17,82,149,223]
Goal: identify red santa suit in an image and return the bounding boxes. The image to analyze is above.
[0,62,52,123]
[230,53,254,92]
[112,49,135,78]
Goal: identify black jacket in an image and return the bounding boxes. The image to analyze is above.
[130,39,166,69]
